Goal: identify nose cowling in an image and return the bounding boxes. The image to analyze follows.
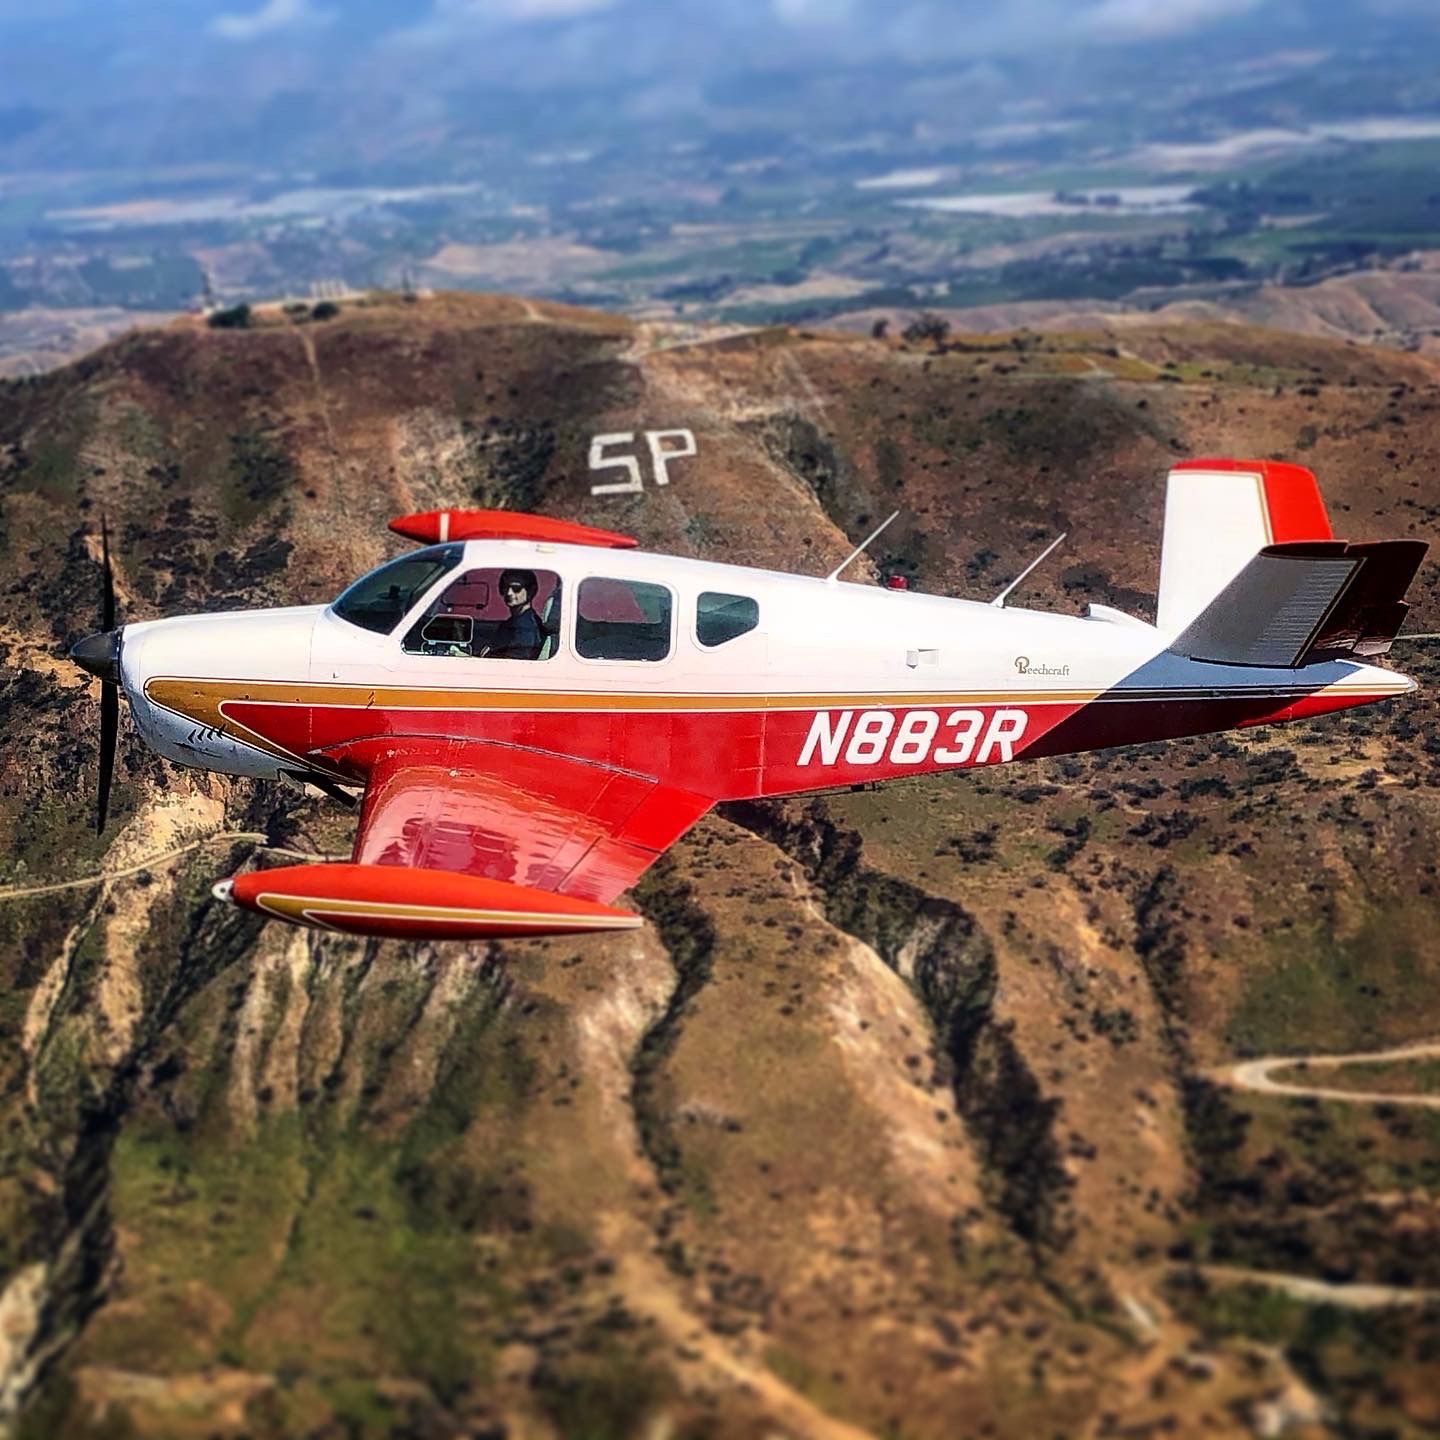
[70,628,122,686]
[119,605,325,782]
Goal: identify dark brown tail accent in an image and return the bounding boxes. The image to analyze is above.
[1169,538,1427,668]
[1301,538,1427,661]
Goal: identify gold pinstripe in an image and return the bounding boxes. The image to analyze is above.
[254,892,642,931]
[1252,470,1272,546]
[148,677,1111,715]
[146,676,1407,717]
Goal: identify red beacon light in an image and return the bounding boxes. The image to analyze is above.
[885,574,911,591]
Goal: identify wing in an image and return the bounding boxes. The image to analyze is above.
[342,738,713,905]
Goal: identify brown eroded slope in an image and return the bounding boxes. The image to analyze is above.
[1,292,1439,1437]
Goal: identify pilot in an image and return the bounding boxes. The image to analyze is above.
[483,569,544,660]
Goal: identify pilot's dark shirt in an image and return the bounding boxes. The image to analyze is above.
[490,607,543,660]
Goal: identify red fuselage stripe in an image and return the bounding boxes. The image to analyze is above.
[214,688,1392,800]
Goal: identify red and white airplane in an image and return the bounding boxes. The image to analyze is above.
[70,459,1424,942]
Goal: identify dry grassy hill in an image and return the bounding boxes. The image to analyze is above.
[850,252,1440,358]
[2,292,1439,1438]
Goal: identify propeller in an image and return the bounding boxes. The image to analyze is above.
[69,517,123,834]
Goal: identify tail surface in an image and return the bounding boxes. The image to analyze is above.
[1157,459,1334,634]
[1159,458,1426,668]
[1169,538,1427,667]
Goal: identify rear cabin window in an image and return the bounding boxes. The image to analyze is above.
[402,567,562,660]
[576,577,673,661]
[696,591,759,647]
[332,544,463,635]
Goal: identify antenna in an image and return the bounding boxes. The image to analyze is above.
[827,510,900,584]
[990,532,1067,608]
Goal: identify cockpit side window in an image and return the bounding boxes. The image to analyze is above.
[403,567,562,660]
[576,577,672,661]
[331,544,463,635]
[696,591,759,647]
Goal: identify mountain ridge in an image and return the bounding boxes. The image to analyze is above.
[2,291,1439,1438]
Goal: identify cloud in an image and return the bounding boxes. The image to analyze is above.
[754,0,1271,60]
[211,0,334,41]
[1081,0,1264,40]
[429,0,617,21]
[343,0,1314,84]
[771,0,856,23]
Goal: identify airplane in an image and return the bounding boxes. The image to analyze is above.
[68,458,1425,943]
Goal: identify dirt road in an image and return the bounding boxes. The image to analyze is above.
[1211,1040,1440,1109]
[1194,1040,1440,1308]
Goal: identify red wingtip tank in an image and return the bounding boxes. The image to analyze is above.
[389,509,638,549]
[215,863,643,941]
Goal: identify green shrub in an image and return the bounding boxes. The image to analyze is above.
[206,303,251,330]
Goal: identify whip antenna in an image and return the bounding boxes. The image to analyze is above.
[827,510,900,583]
[990,532,1067,608]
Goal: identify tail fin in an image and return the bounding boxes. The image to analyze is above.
[1157,459,1333,634]
[1169,538,1427,668]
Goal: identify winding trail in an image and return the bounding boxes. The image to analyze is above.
[0,833,342,903]
[1191,1040,1440,1309]
[1211,1039,1440,1109]
[296,326,342,496]
[1190,1265,1440,1309]
[598,1214,878,1440]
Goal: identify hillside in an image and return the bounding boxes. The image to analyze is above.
[849,253,1440,357]
[1,292,1439,1438]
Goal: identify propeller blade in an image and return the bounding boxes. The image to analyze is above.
[88,515,120,834]
[100,515,115,633]
[98,672,118,834]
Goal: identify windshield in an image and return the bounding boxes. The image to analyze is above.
[331,544,463,635]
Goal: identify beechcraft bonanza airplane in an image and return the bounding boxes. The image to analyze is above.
[69,459,1425,942]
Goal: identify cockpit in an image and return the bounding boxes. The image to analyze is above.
[331,545,563,661]
[331,544,760,664]
[330,544,464,635]
[402,565,563,661]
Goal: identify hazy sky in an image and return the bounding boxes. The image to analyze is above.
[1,0,1437,170]
[196,0,1437,65]
[1,0,1431,80]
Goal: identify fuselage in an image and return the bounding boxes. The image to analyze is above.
[114,538,1413,801]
